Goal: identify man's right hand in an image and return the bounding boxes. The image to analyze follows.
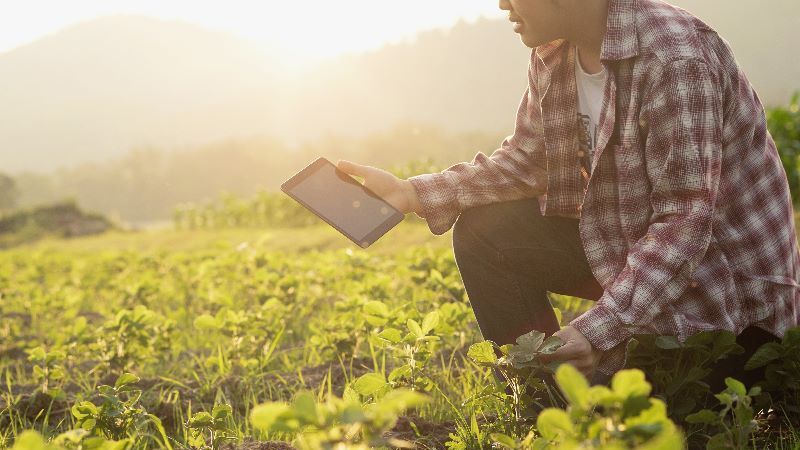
[337,160,422,215]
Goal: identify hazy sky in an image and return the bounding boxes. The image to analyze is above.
[1,0,506,58]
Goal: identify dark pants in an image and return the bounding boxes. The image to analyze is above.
[451,198,779,392]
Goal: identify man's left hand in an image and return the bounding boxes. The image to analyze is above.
[539,326,603,379]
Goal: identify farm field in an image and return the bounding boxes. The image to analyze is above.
[1,221,799,450]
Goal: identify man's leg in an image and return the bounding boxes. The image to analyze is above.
[451,198,602,347]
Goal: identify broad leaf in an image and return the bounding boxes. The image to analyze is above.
[744,342,782,370]
[536,408,573,440]
[467,341,497,366]
[421,311,440,335]
[555,364,590,410]
[352,373,389,396]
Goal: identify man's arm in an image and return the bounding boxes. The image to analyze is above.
[408,77,549,235]
[570,58,724,352]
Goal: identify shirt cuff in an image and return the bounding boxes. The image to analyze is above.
[570,302,634,352]
[407,173,460,235]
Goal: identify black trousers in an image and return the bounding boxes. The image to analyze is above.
[451,198,779,392]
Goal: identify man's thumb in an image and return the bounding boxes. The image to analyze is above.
[337,160,368,178]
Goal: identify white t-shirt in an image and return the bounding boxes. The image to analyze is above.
[575,47,607,174]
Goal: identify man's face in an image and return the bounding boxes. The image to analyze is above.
[500,0,567,48]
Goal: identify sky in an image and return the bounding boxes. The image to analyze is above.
[1,0,507,59]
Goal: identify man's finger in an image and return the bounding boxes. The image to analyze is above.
[337,160,369,178]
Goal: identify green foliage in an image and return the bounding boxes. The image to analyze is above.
[465,331,565,436]
[186,404,235,450]
[767,93,800,203]
[89,306,174,373]
[624,330,744,418]
[744,327,800,418]
[685,378,762,450]
[491,365,684,449]
[10,429,131,450]
[373,310,442,392]
[0,201,111,248]
[27,346,66,398]
[2,226,799,449]
[70,373,170,448]
[250,389,428,450]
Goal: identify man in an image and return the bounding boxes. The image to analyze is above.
[337,0,800,387]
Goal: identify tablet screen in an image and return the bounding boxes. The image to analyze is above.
[288,162,396,241]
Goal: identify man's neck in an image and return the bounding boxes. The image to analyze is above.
[567,0,610,74]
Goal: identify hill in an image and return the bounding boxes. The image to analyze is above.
[1,2,798,173]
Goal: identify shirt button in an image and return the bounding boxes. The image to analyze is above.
[577,150,586,157]
[690,281,699,288]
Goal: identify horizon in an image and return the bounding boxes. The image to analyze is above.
[1,0,506,60]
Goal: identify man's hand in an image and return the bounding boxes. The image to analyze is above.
[337,160,422,215]
[539,326,602,379]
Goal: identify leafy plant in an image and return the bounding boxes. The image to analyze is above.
[744,327,800,418]
[249,389,428,450]
[624,331,744,417]
[467,330,564,428]
[10,429,131,450]
[686,377,762,449]
[27,346,66,398]
[90,306,174,373]
[492,365,684,449]
[373,310,441,391]
[767,92,800,203]
[70,373,171,448]
[186,404,235,450]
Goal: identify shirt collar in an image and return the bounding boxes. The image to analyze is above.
[601,0,639,61]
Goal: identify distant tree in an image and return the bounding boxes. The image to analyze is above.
[0,173,19,211]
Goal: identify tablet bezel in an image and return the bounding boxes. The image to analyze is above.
[280,157,405,248]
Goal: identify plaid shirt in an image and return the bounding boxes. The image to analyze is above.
[409,0,800,374]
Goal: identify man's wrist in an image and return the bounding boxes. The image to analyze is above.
[402,179,422,215]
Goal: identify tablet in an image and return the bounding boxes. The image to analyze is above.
[280,157,405,248]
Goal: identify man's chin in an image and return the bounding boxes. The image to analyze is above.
[519,34,545,49]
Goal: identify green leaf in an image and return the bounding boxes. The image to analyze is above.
[27,347,46,363]
[744,342,783,370]
[364,301,389,317]
[212,404,232,420]
[536,408,573,440]
[654,335,681,350]
[539,335,564,354]
[377,328,403,344]
[292,392,318,424]
[352,373,389,396]
[377,389,429,414]
[685,409,718,424]
[187,412,213,428]
[467,341,498,366]
[612,369,651,399]
[407,319,423,338]
[724,377,747,398]
[421,310,439,334]
[115,373,140,389]
[555,363,590,410]
[516,330,545,353]
[193,314,220,330]
[490,433,519,449]
[250,403,291,431]
[10,431,50,450]
[388,365,412,382]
